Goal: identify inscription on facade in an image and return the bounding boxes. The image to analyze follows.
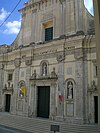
[38,49,57,55]
[66,103,74,116]
[17,100,23,111]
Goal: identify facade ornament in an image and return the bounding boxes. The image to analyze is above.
[88,80,97,93]
[25,58,32,66]
[56,52,65,62]
[31,69,37,79]
[3,83,13,94]
[0,63,4,69]
[14,58,21,67]
[91,80,97,91]
[74,48,83,59]
[5,84,7,89]
[51,67,57,78]
[8,81,10,88]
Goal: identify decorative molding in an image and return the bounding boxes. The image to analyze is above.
[41,11,53,22]
[2,83,13,94]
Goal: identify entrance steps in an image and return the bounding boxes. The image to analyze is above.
[0,113,98,133]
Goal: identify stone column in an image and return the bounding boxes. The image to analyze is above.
[75,0,83,32]
[59,0,66,35]
[75,59,84,123]
[29,79,37,117]
[56,52,65,120]
[25,57,32,116]
[74,48,86,124]
[0,64,4,111]
[11,58,21,114]
[50,82,57,120]
[31,10,37,42]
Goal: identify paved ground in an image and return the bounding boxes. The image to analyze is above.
[0,125,31,133]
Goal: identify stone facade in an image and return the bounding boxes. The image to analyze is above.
[0,0,98,125]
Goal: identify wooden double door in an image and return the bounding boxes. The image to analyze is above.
[37,86,50,118]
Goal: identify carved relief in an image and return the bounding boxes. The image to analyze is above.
[14,58,21,67]
[56,52,65,62]
[25,58,32,66]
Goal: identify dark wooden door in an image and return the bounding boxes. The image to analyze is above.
[94,96,98,123]
[5,94,11,112]
[37,86,50,118]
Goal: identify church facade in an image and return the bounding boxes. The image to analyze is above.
[0,0,98,124]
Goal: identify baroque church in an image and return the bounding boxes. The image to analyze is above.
[0,0,98,125]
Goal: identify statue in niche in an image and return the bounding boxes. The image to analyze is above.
[67,81,73,99]
[18,81,26,98]
[42,62,47,76]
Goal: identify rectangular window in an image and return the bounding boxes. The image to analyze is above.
[8,73,12,81]
[45,27,53,41]
[94,64,98,77]
[95,65,98,76]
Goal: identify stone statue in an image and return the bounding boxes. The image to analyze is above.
[32,69,37,79]
[51,67,57,78]
[91,80,97,91]
[42,63,47,76]
[67,81,73,99]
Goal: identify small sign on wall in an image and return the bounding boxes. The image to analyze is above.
[50,125,60,132]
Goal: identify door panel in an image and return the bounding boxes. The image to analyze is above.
[94,96,98,123]
[5,94,11,112]
[37,86,50,118]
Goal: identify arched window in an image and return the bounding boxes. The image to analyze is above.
[42,62,47,76]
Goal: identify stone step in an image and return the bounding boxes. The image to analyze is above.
[61,123,98,133]
[0,113,98,133]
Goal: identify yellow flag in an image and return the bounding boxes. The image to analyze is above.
[22,86,26,95]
